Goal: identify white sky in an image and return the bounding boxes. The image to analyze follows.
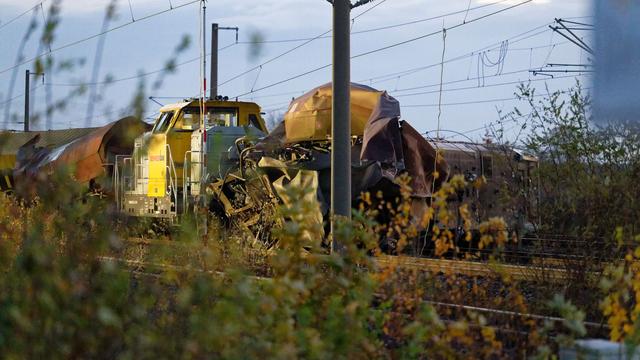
[0,0,592,142]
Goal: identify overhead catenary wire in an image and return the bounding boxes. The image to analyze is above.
[216,0,399,88]
[236,0,511,45]
[368,39,571,88]
[430,23,447,206]
[236,69,586,105]
[0,85,44,108]
[395,72,589,98]
[240,42,576,102]
[477,40,509,86]
[45,44,236,87]
[222,0,517,89]
[351,0,389,20]
[402,86,592,108]
[0,0,201,76]
[0,0,46,33]
[352,0,532,59]
[426,111,530,138]
[232,0,535,98]
[360,25,554,85]
[393,64,570,93]
[218,29,332,87]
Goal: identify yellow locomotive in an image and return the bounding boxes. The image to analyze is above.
[115,98,268,219]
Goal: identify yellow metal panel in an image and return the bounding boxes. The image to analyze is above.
[0,154,16,170]
[147,134,167,197]
[167,130,190,185]
[283,84,382,143]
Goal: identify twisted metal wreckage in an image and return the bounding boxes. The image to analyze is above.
[207,83,448,247]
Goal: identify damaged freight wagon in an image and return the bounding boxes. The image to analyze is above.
[10,117,149,196]
[208,83,448,249]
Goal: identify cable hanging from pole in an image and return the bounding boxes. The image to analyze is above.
[127,0,135,21]
[430,24,447,207]
[0,0,47,33]
[436,28,447,140]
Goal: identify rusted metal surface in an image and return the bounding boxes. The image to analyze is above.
[13,117,150,185]
[0,127,96,171]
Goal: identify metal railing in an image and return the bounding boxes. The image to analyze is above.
[165,144,178,213]
[114,155,133,211]
[183,148,206,215]
[182,150,192,213]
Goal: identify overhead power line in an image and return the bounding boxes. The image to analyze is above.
[235,38,575,102]
[0,0,200,76]
[219,30,332,87]
[218,0,398,87]
[45,43,237,87]
[233,0,534,98]
[238,66,586,104]
[222,0,515,88]
[394,68,534,93]
[395,72,589,98]
[0,84,44,107]
[239,40,573,101]
[0,0,46,33]
[351,0,389,19]
[402,86,591,108]
[353,0,532,59]
[236,0,510,45]
[363,38,552,87]
[423,110,533,140]
[359,24,553,85]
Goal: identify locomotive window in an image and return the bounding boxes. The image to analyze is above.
[209,107,238,127]
[482,155,493,179]
[248,114,262,129]
[153,111,174,133]
[178,107,239,128]
[176,109,201,131]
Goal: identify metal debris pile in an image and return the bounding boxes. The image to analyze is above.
[207,83,449,248]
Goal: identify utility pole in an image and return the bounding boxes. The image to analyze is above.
[23,69,44,132]
[24,70,30,132]
[331,0,352,254]
[210,23,218,100]
[210,24,239,100]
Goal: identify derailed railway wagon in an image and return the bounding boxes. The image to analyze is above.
[0,117,149,195]
[432,140,538,239]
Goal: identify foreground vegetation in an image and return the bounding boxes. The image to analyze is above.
[0,171,632,358]
[2,0,639,354]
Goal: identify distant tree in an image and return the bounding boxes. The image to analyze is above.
[502,81,640,240]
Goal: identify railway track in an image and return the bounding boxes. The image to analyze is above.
[118,236,605,283]
[374,255,582,283]
[97,254,608,334]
